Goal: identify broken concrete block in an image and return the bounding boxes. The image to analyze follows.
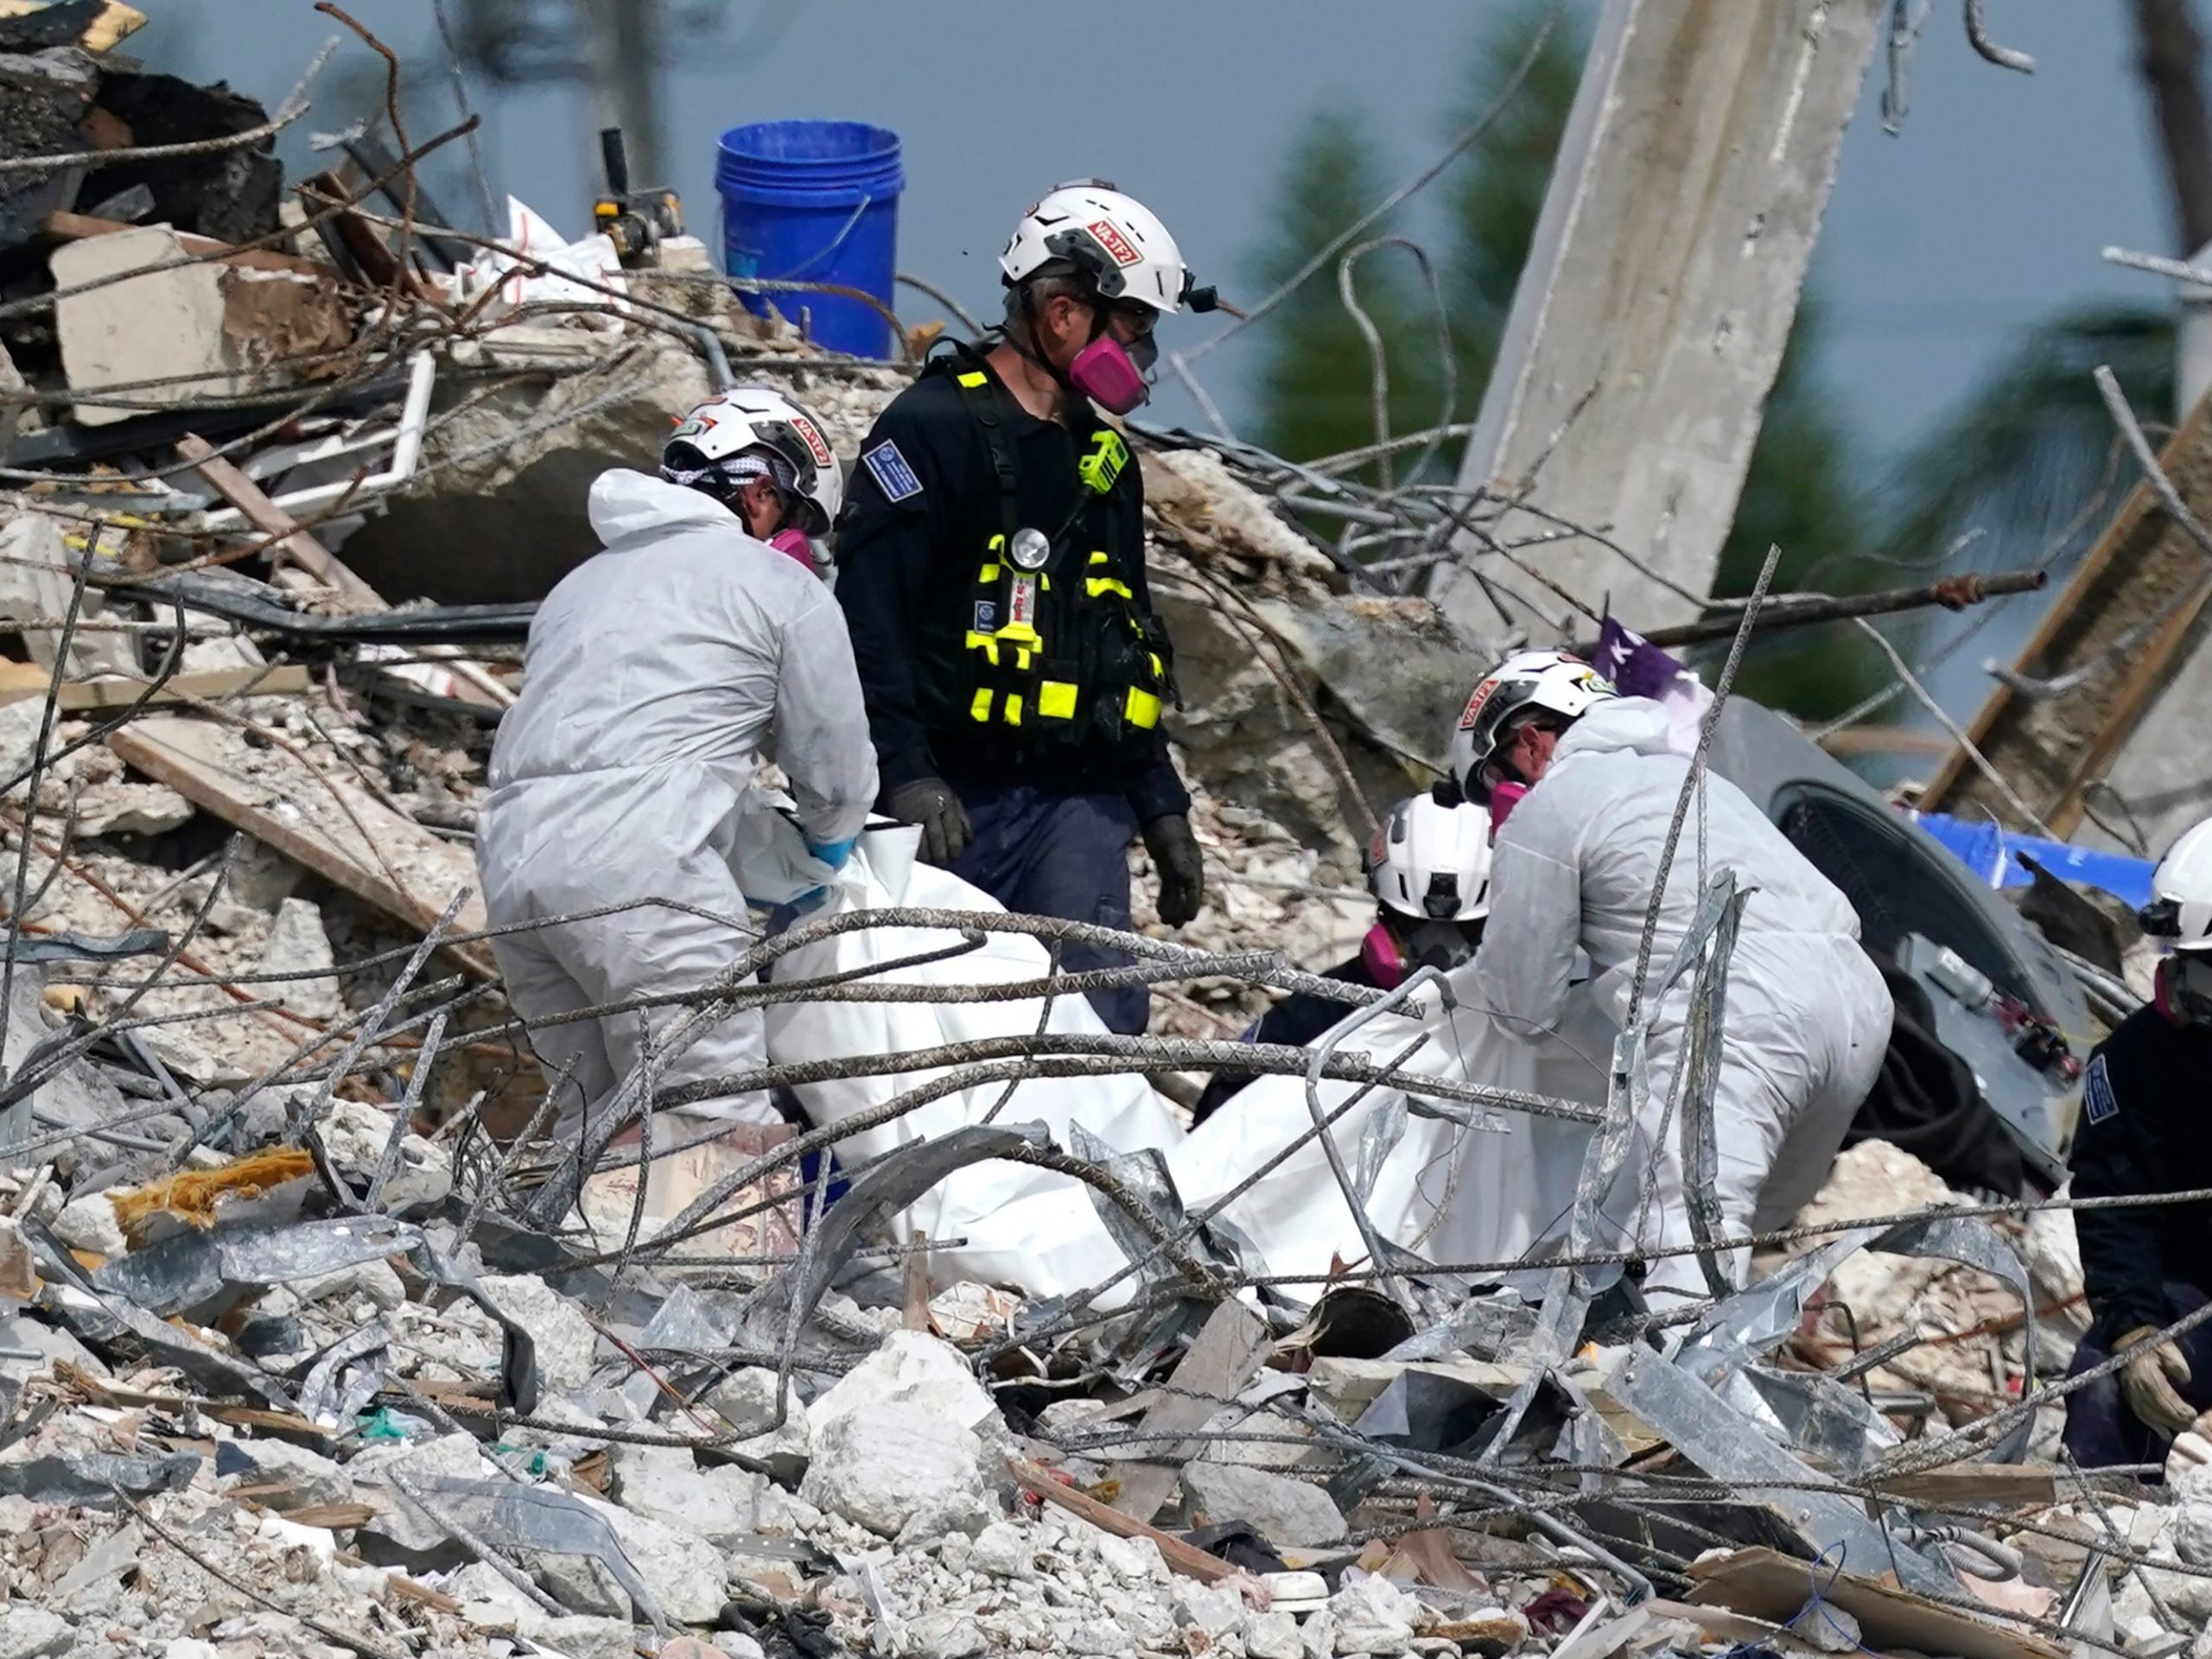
[569,1491,728,1626]
[318,1098,452,1214]
[350,1430,500,1558]
[290,1258,406,1314]
[479,1273,596,1391]
[1095,1531,1166,1584]
[51,1192,125,1258]
[664,1639,766,1659]
[50,1521,140,1605]
[0,512,138,678]
[798,1399,995,1542]
[1172,1580,1246,1642]
[1247,1611,1302,1659]
[1325,1575,1417,1656]
[810,1329,1000,1434]
[702,1365,810,1481]
[51,226,291,428]
[343,337,912,603]
[610,1442,766,1552]
[0,1605,73,1659]
[1181,1461,1347,1548]
[72,780,195,839]
[261,897,342,1020]
[218,1437,352,1510]
[530,1616,635,1659]
[969,1518,1037,1580]
[903,1613,985,1659]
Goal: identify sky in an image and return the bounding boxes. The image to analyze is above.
[121,0,2184,718]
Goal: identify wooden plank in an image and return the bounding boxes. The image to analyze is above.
[1104,1297,1272,1524]
[1876,1463,2059,1506]
[40,212,340,281]
[1688,1548,2065,1659]
[0,660,311,710]
[106,715,493,978]
[1921,389,2212,821]
[2050,577,2212,836]
[1007,1457,1234,1585]
[177,433,385,613]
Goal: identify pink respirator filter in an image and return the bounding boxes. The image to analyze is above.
[1069,337,1148,415]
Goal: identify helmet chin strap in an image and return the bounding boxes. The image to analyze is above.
[1007,281,1109,400]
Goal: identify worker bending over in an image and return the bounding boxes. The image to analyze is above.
[836,182,1222,1033]
[2063,817,2212,1470]
[1457,651,1892,1306]
[1194,793,1491,1122]
[477,388,876,1141]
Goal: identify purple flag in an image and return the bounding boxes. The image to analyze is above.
[1592,613,1691,702]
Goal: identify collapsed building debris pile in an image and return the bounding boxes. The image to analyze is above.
[0,8,2191,1659]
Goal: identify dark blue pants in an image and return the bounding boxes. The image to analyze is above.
[947,781,1145,1035]
[2062,1282,2212,1473]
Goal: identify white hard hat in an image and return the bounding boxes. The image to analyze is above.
[1001,180,1192,316]
[1364,794,1493,923]
[2144,816,2212,952]
[1449,650,1617,801]
[663,386,844,536]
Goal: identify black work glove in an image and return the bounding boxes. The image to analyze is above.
[1143,811,1205,927]
[883,777,972,866]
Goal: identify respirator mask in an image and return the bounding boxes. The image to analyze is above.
[1360,918,1484,991]
[1068,326,1158,416]
[767,528,818,569]
[2156,951,2212,1026]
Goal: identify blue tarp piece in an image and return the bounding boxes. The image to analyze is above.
[1912,811,2156,910]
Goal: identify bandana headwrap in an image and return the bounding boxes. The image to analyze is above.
[660,448,798,505]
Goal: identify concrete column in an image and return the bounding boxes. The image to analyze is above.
[1431,0,1885,645]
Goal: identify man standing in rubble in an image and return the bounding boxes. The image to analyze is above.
[2063,817,2212,1469]
[836,181,1217,1034]
[476,386,876,1143]
[1452,651,1893,1306]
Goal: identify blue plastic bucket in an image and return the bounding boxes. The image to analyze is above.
[717,120,903,359]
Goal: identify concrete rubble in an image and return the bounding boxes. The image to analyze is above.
[0,10,2180,1659]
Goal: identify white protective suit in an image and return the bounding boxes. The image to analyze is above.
[1471,697,1893,1305]
[477,470,877,1136]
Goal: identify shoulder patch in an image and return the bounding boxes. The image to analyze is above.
[2084,1052,2120,1125]
[862,440,923,503]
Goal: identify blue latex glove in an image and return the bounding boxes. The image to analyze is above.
[805,835,858,872]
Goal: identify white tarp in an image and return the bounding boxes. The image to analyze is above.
[1168,968,1615,1289]
[763,828,1185,1304]
[763,831,1618,1305]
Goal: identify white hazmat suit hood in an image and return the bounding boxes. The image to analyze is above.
[1471,696,1892,1305]
[477,468,878,1141]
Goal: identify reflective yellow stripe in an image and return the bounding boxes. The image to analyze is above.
[1147,652,1164,678]
[963,632,1000,664]
[957,371,988,388]
[996,624,1041,647]
[1088,550,1109,565]
[1039,681,1078,720]
[970,689,994,721]
[1087,576,1133,600]
[1125,688,1161,729]
[979,563,1001,583]
[1004,694,1023,727]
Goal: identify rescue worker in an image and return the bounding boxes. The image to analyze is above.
[2062,817,2212,1470]
[836,181,1221,1034]
[1193,792,1493,1122]
[476,387,877,1144]
[1456,651,1893,1306]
